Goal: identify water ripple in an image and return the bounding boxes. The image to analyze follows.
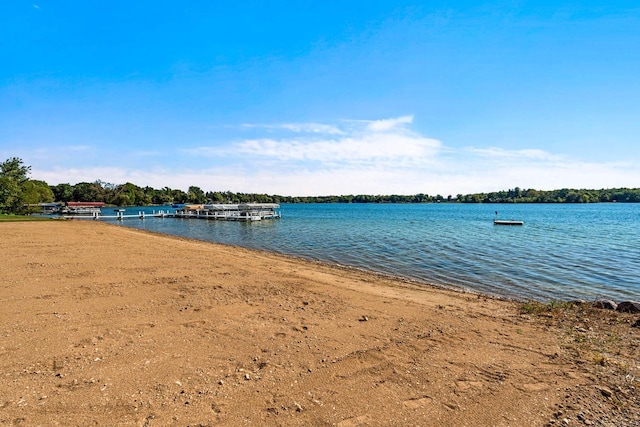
[111,203,640,301]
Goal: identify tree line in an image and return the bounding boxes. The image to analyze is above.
[1,157,639,215]
[456,187,640,203]
[47,183,437,205]
[0,157,54,214]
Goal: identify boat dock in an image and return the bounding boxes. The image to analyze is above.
[61,203,281,222]
[63,210,174,220]
[174,203,281,222]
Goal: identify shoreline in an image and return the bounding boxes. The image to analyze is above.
[48,202,639,303]
[26,216,632,306]
[104,220,518,303]
[1,220,637,426]
[122,222,491,301]
[103,222,597,304]
[69,217,495,301]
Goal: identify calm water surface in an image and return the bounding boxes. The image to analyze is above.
[101,203,639,301]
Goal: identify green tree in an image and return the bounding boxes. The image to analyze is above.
[51,183,73,202]
[71,182,106,202]
[0,157,31,214]
[188,186,206,204]
[22,180,54,206]
[171,189,189,204]
[207,191,225,203]
[110,182,151,206]
[148,186,175,205]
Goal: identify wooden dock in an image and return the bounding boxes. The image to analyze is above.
[61,204,281,222]
[63,210,174,221]
[174,203,281,222]
[493,211,524,226]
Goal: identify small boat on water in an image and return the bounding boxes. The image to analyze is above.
[493,211,524,226]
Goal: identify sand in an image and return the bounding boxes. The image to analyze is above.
[0,220,638,426]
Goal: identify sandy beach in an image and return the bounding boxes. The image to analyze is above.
[1,220,638,426]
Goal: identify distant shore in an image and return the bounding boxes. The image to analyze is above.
[1,221,637,426]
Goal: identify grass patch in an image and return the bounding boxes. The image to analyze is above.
[0,214,53,222]
[520,299,575,315]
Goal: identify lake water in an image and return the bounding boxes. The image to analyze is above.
[99,203,639,302]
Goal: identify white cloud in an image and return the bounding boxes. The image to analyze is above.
[365,115,414,132]
[181,146,228,157]
[33,167,135,186]
[191,115,440,167]
[26,115,640,196]
[466,147,562,162]
[31,156,640,197]
[242,122,344,135]
[235,133,440,165]
[281,123,344,134]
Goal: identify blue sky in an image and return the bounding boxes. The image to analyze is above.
[1,1,639,196]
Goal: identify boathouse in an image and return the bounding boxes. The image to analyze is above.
[175,203,281,221]
[61,201,106,215]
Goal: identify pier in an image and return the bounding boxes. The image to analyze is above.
[174,203,281,222]
[63,210,174,220]
[60,203,281,222]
